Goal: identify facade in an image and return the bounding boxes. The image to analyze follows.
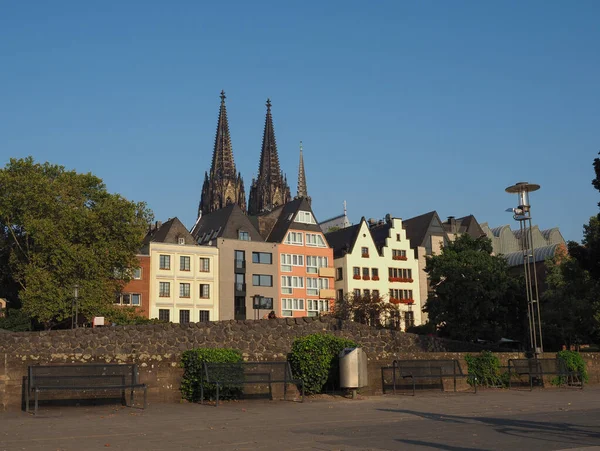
[117,255,151,317]
[253,197,335,318]
[248,99,291,216]
[191,204,279,320]
[144,218,219,323]
[199,91,247,217]
[326,217,422,330]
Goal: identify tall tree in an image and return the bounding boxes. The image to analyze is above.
[424,234,527,343]
[0,157,152,329]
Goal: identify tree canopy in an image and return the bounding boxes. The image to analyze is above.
[0,157,152,329]
[424,234,526,343]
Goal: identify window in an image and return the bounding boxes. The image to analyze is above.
[318,256,328,268]
[239,230,250,241]
[281,276,304,294]
[199,310,210,322]
[353,267,360,278]
[306,256,318,274]
[396,233,401,241]
[337,289,344,301]
[319,278,329,289]
[200,284,210,299]
[180,283,191,298]
[178,237,185,245]
[282,298,305,311]
[295,211,316,224]
[199,258,210,272]
[159,255,170,270]
[361,247,369,257]
[284,232,303,245]
[252,274,273,287]
[159,282,170,297]
[307,278,318,295]
[235,274,245,292]
[392,249,407,260]
[114,293,141,306]
[336,267,343,281]
[179,309,190,324]
[281,254,304,272]
[362,267,369,278]
[180,256,191,271]
[133,268,142,279]
[405,311,415,329]
[252,252,272,264]
[235,250,245,269]
[389,289,413,300]
[353,289,361,298]
[372,268,379,279]
[372,289,380,299]
[364,289,370,297]
[306,233,326,247]
[307,299,329,317]
[159,309,170,322]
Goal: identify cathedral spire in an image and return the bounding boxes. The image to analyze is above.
[297,141,308,198]
[248,98,291,215]
[198,91,246,217]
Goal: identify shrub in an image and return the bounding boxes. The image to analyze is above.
[556,350,588,384]
[465,351,505,387]
[0,309,32,332]
[180,348,243,402]
[289,333,357,395]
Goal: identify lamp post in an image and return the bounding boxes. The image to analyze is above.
[505,182,543,355]
[72,285,80,329]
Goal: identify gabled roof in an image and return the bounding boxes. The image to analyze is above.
[191,203,264,244]
[369,221,393,254]
[402,211,447,249]
[144,217,196,246]
[455,215,486,238]
[253,197,324,243]
[324,219,364,259]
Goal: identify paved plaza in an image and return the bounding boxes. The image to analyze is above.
[1,388,600,450]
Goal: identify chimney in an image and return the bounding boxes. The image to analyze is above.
[447,216,456,233]
[368,218,376,227]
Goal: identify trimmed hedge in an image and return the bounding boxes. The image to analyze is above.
[465,351,507,387]
[556,350,588,384]
[180,348,243,402]
[289,333,357,395]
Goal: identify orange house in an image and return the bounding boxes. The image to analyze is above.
[254,197,335,318]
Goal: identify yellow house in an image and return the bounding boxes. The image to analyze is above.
[325,216,422,330]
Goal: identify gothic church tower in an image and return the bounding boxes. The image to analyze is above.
[198,91,247,217]
[248,99,291,215]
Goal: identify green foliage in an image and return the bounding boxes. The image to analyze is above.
[180,348,243,402]
[464,351,506,387]
[289,333,357,395]
[557,350,588,383]
[101,306,166,325]
[0,157,153,329]
[425,234,527,343]
[333,292,400,329]
[406,322,437,335]
[0,308,32,332]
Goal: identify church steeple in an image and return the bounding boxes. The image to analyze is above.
[248,99,291,215]
[296,141,309,199]
[198,91,246,217]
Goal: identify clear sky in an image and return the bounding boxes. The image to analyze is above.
[1,1,599,242]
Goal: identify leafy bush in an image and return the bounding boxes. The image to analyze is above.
[0,309,32,332]
[289,333,357,395]
[465,351,506,387]
[555,350,588,384]
[180,348,243,402]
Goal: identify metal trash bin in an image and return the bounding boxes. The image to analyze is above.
[339,347,368,398]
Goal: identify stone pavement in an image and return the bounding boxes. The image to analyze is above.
[1,388,600,450]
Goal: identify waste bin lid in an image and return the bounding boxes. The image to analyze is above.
[340,347,358,357]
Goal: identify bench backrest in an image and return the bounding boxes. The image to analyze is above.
[508,358,567,375]
[29,364,139,389]
[203,361,294,384]
[394,359,464,377]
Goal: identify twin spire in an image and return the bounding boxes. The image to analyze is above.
[200,92,309,218]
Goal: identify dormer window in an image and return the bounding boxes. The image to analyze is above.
[295,211,316,224]
[239,230,250,241]
[178,237,185,245]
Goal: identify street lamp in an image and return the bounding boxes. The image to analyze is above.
[72,285,80,329]
[505,182,543,355]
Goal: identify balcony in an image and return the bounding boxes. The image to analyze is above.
[319,288,336,299]
[318,266,335,278]
[234,307,247,321]
[234,282,246,294]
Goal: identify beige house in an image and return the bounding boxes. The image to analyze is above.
[325,216,422,330]
[192,204,279,320]
[143,218,219,323]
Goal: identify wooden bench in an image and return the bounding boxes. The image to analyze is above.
[200,361,304,407]
[26,364,147,415]
[385,360,477,395]
[507,358,583,390]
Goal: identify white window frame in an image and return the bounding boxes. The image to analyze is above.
[306,277,319,296]
[281,254,304,272]
[282,298,305,311]
[133,268,142,280]
[284,231,303,246]
[295,211,316,224]
[281,276,304,294]
[306,233,326,248]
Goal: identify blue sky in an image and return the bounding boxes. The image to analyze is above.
[1,1,598,242]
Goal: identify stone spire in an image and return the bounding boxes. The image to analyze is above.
[198,91,246,217]
[296,141,308,199]
[248,99,291,215]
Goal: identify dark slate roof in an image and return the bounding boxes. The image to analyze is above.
[402,211,437,249]
[324,220,363,259]
[369,221,392,254]
[261,197,324,243]
[456,215,486,238]
[143,217,196,246]
[191,203,264,244]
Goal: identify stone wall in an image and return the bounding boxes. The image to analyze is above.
[1,317,598,411]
